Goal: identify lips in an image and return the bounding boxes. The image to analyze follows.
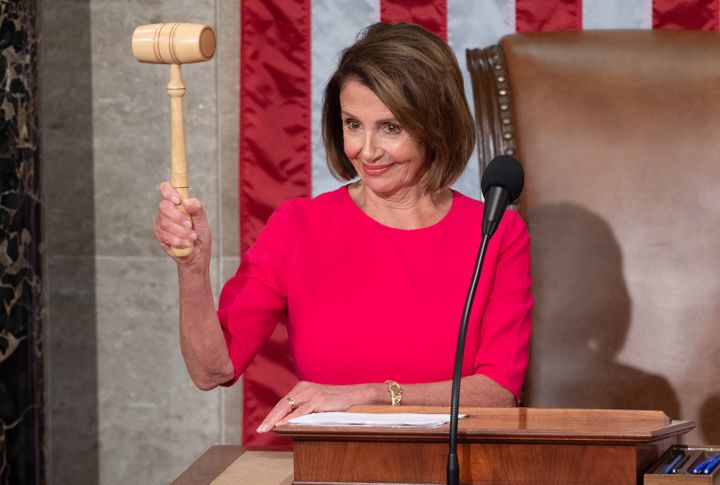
[362,163,392,176]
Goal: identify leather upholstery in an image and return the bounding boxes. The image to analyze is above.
[468,30,720,444]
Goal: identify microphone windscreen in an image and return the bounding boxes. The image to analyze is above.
[480,155,525,201]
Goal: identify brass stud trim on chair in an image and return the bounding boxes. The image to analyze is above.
[466,43,517,172]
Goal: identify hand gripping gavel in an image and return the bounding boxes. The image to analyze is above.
[132,23,216,257]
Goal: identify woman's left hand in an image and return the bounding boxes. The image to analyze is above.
[256,381,385,433]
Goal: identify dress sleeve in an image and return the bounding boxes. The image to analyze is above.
[217,201,297,385]
[473,209,533,402]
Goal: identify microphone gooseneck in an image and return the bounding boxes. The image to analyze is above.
[447,155,524,485]
[447,233,490,485]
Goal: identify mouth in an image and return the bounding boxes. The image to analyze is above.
[362,163,392,176]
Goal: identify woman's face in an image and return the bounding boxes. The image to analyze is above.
[340,79,428,198]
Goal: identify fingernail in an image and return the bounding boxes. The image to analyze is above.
[190,231,198,241]
[256,424,267,433]
[182,219,192,228]
[171,196,181,204]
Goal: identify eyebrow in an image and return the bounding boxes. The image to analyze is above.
[341,111,399,124]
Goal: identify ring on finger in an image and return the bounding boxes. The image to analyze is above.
[287,396,297,409]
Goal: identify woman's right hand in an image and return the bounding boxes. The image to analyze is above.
[154,181,212,267]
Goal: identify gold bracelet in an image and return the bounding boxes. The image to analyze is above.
[385,380,402,406]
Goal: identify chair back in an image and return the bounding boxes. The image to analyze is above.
[467,31,720,444]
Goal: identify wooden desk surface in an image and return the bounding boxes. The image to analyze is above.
[277,406,693,444]
[171,446,293,485]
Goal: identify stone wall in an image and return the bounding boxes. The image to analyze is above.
[39,1,240,483]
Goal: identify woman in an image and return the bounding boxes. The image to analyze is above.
[154,22,532,434]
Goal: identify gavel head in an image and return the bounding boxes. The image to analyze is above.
[132,23,216,64]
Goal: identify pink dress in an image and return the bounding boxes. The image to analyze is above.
[218,186,533,400]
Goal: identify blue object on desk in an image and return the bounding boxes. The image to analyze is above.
[671,453,691,474]
[663,453,685,474]
[702,454,720,474]
[692,454,720,474]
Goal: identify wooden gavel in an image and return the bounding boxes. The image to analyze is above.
[132,23,216,257]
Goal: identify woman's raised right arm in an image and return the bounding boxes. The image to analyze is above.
[154,182,235,390]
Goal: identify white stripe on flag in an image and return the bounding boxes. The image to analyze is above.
[311,0,381,197]
[583,0,653,29]
[448,0,516,200]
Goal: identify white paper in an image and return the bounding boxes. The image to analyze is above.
[287,412,467,427]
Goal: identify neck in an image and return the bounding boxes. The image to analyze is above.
[349,182,453,230]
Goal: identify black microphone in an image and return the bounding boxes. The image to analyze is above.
[480,155,525,237]
[447,155,525,485]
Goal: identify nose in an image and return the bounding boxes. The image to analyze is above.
[360,132,383,163]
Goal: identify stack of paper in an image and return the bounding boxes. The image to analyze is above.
[288,412,466,427]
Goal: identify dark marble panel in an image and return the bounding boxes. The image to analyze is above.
[45,256,97,485]
[40,0,94,258]
[0,1,43,484]
[38,0,98,482]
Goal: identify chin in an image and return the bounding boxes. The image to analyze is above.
[362,178,406,197]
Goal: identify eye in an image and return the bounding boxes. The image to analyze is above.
[384,123,402,134]
[344,118,361,131]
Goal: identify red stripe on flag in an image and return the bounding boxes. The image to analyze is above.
[239,0,311,449]
[516,0,582,32]
[380,0,448,40]
[653,0,719,30]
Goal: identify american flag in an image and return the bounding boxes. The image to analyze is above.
[238,0,719,448]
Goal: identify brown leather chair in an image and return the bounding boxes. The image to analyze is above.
[467,31,720,445]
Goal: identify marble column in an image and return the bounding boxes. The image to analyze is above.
[0,1,43,484]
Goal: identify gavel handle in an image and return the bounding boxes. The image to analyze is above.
[168,64,192,257]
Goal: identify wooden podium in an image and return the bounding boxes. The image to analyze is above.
[274,406,694,485]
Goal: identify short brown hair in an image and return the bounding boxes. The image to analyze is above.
[322,22,476,193]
